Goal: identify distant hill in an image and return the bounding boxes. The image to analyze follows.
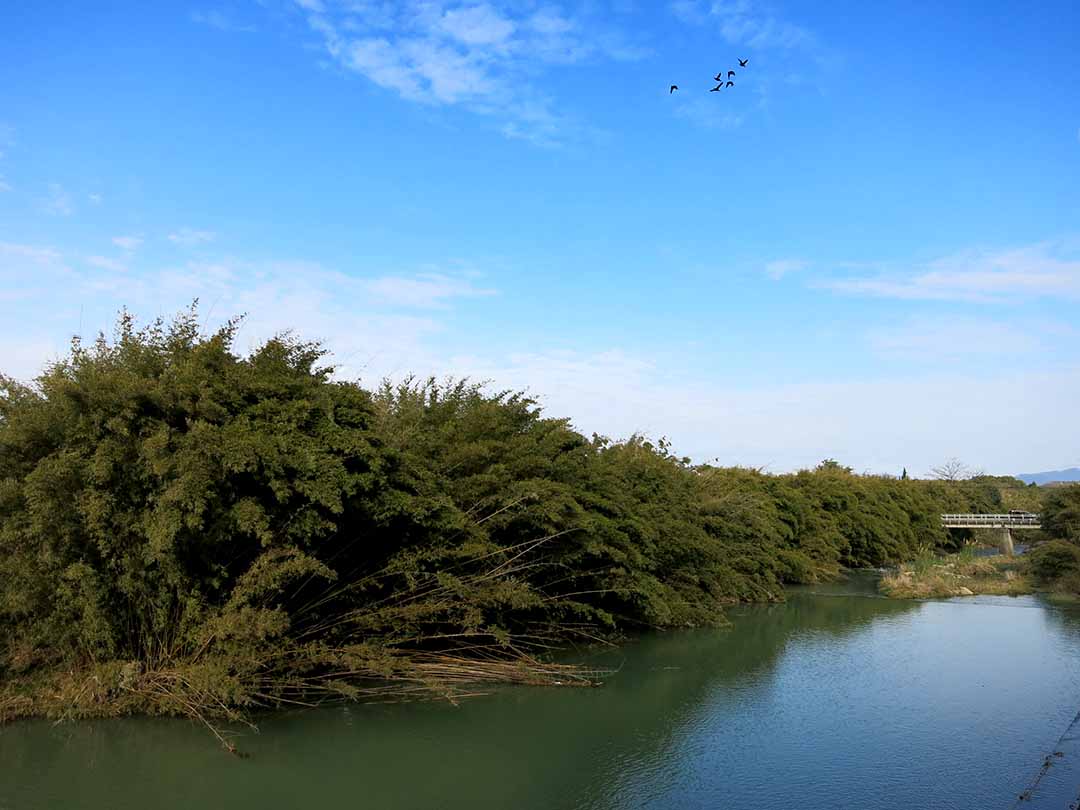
[1016,468,1080,485]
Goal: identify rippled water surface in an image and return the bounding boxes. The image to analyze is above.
[5,576,1080,809]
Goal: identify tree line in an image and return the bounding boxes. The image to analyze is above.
[0,309,1054,728]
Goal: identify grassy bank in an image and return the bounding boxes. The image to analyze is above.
[879,549,1031,599]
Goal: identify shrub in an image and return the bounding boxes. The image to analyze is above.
[1028,541,1080,584]
[1042,486,1080,543]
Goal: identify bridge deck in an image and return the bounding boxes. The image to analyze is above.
[941,514,1041,529]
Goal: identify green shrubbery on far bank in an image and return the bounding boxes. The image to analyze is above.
[1041,486,1080,543]
[0,308,1038,741]
[1004,488,1080,601]
[1027,534,1080,599]
[1028,540,1080,583]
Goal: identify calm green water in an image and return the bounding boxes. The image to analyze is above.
[5,576,1080,809]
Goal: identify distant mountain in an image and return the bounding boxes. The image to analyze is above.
[1016,468,1080,485]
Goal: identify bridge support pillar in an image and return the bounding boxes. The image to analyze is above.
[997,527,1014,556]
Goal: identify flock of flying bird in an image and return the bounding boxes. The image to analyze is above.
[670,58,748,94]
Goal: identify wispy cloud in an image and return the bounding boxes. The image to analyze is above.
[673,95,744,130]
[437,344,1080,475]
[440,4,515,46]
[0,123,13,160]
[88,192,103,205]
[820,240,1080,302]
[364,272,495,308]
[0,241,63,266]
[42,183,74,216]
[0,240,496,383]
[0,124,12,191]
[670,0,817,50]
[86,255,128,273]
[294,1,645,145]
[112,235,143,251]
[191,9,257,33]
[764,258,808,280]
[867,315,1044,358]
[0,241,70,305]
[668,1,826,122]
[168,228,216,246]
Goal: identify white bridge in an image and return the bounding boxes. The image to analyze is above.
[940,513,1041,554]
[941,513,1041,529]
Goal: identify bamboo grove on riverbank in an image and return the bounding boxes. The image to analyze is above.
[2,308,1077,741]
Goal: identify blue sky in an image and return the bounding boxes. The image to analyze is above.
[2,0,1078,475]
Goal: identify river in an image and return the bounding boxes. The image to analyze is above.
[4,575,1080,809]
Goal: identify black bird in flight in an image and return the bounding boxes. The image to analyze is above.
[670,84,678,93]
[710,84,722,92]
[713,72,724,82]
[725,80,734,87]
[727,70,736,78]
[739,58,748,67]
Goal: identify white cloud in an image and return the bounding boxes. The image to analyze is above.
[821,240,1080,302]
[764,258,808,279]
[334,29,497,103]
[673,95,744,131]
[528,9,574,36]
[112,235,143,251]
[0,241,63,266]
[0,245,491,384]
[191,10,257,33]
[85,255,129,273]
[0,125,11,188]
[440,5,515,46]
[669,0,707,24]
[498,95,588,148]
[42,183,74,216]
[671,0,816,50]
[168,228,217,246]
[0,242,71,307]
[867,316,1043,358]
[0,123,13,159]
[343,38,416,97]
[669,0,826,121]
[364,273,495,308]
[295,2,645,144]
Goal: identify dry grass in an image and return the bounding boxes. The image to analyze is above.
[879,551,1032,599]
[0,532,616,754]
[0,650,605,755]
[0,690,34,725]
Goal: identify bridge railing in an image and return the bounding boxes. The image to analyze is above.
[940,513,1041,528]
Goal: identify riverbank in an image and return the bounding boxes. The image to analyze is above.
[878,550,1031,599]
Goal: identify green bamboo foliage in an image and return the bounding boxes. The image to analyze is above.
[0,309,1028,725]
